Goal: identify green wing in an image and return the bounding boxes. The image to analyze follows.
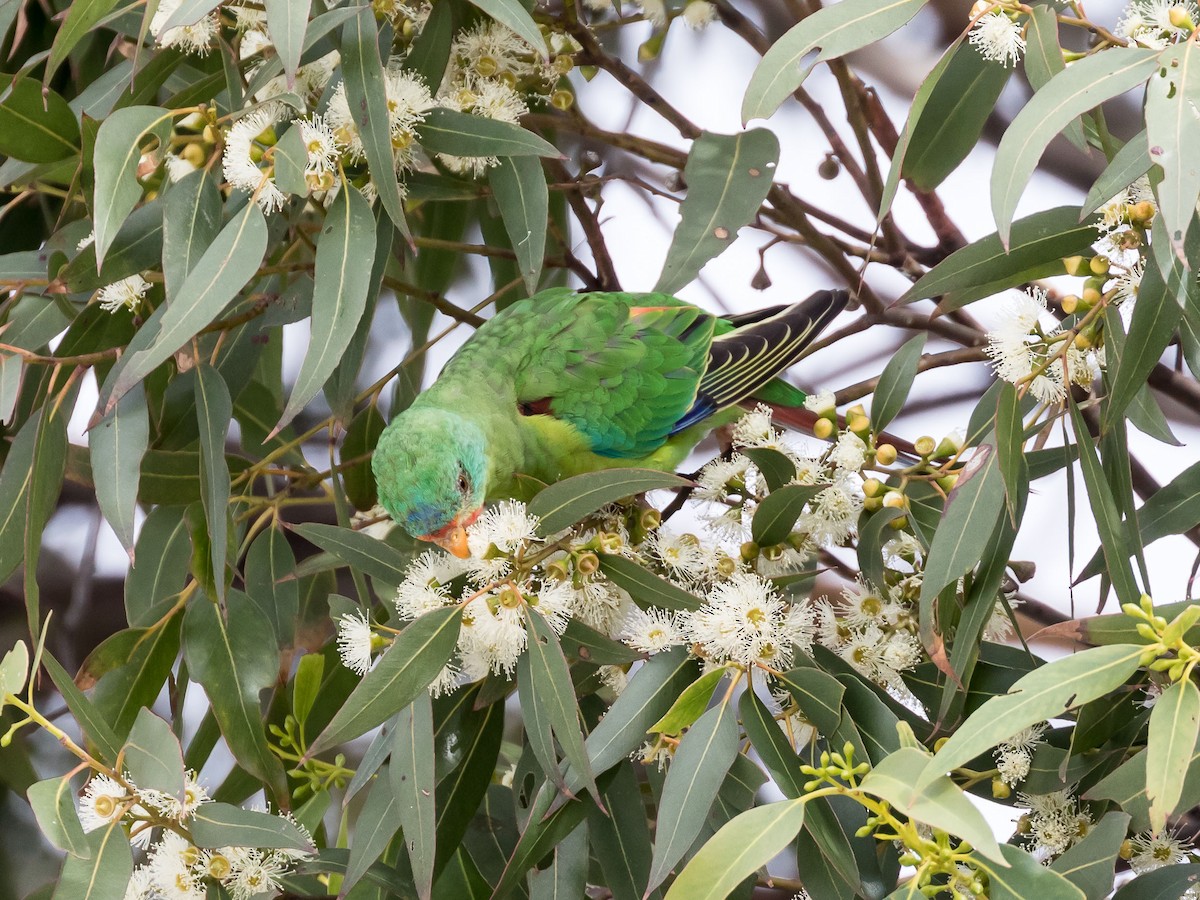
[510,291,715,458]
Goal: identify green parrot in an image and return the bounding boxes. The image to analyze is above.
[371,287,848,557]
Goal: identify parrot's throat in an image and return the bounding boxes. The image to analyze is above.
[420,506,483,558]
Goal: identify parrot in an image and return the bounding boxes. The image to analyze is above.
[371,287,848,558]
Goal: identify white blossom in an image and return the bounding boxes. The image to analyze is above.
[619,607,685,654]
[458,593,527,677]
[140,771,209,822]
[1017,790,1090,860]
[799,478,862,546]
[647,529,713,585]
[468,500,540,557]
[695,454,751,501]
[969,12,1026,66]
[226,850,287,900]
[829,431,868,473]
[1129,831,1193,873]
[222,105,289,214]
[164,155,198,183]
[731,404,781,450]
[687,571,813,668]
[395,549,465,618]
[640,0,668,26]
[97,274,150,313]
[79,774,130,832]
[149,0,217,54]
[803,389,835,415]
[298,115,339,185]
[336,611,374,675]
[995,723,1046,787]
[682,1,717,28]
[1117,0,1198,48]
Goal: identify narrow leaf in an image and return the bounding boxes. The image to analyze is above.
[194,365,232,602]
[190,802,314,850]
[991,49,1158,245]
[654,129,779,295]
[529,469,690,536]
[162,168,221,303]
[89,387,149,553]
[392,694,437,900]
[871,333,925,431]
[664,798,806,900]
[263,0,310,84]
[52,825,132,900]
[275,182,376,433]
[1146,678,1200,833]
[92,106,171,267]
[417,106,560,158]
[488,156,548,294]
[308,606,462,756]
[96,201,268,417]
[124,708,185,800]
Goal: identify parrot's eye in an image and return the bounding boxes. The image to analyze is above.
[457,468,471,495]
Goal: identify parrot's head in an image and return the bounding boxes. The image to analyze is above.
[372,408,487,559]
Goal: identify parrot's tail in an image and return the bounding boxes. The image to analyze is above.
[670,289,849,434]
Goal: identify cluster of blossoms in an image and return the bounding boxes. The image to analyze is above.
[338,408,979,712]
[77,770,313,899]
[582,0,718,30]
[992,723,1046,789]
[1117,0,1199,48]
[1015,789,1093,862]
[1125,830,1199,888]
[985,175,1157,403]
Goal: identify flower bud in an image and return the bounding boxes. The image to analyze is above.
[875,443,897,466]
[991,778,1011,799]
[1170,4,1196,29]
[1081,285,1102,306]
[181,143,207,167]
[1119,839,1134,860]
[888,514,908,530]
[817,156,839,180]
[862,478,882,498]
[1060,294,1079,315]
[576,552,600,575]
[1063,255,1089,276]
[813,417,835,440]
[740,541,760,561]
[1089,255,1110,276]
[934,431,963,458]
[882,490,906,509]
[848,414,871,436]
[936,473,959,492]
[1130,200,1156,223]
[914,435,936,457]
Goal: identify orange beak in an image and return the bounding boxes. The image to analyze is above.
[433,524,470,559]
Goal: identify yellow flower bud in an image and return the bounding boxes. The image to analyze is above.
[848,414,871,436]
[1060,295,1079,315]
[813,417,835,440]
[888,514,908,530]
[862,478,882,498]
[1089,255,1110,276]
[882,490,906,509]
[181,143,206,167]
[1063,255,1088,276]
[991,778,1011,799]
[875,443,897,466]
[914,435,936,457]
[740,541,760,561]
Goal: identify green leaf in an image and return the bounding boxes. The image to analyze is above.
[392,694,437,900]
[1145,42,1200,257]
[871,333,925,431]
[918,443,1004,611]
[244,526,299,648]
[182,593,288,802]
[264,0,310,84]
[1083,130,1150,217]
[1049,811,1129,900]
[41,652,121,763]
[525,608,597,796]
[61,204,163,294]
[125,505,190,627]
[566,646,698,793]
[0,78,80,163]
[292,653,324,728]
[194,365,232,602]
[598,552,702,611]
[45,0,122,83]
[27,776,90,858]
[878,35,963,220]
[190,802,315,850]
[654,129,779,295]
[559,619,641,666]
[995,382,1027,525]
[162,169,222,304]
[123,708,185,800]
[588,762,654,900]
[742,0,927,122]
[343,768,402,895]
[92,106,171,267]
[291,522,412,583]
[339,7,408,235]
[903,43,1011,191]
[918,643,1145,790]
[1025,5,1086,150]
[434,694,504,878]
[646,702,739,893]
[341,403,386,511]
[742,447,796,492]
[90,617,182,745]
[530,820,589,900]
[1146,678,1200,833]
[860,746,1005,864]
[308,606,462,756]
[0,408,52,584]
[751,483,824,547]
[664,797,806,900]
[776,666,845,739]
[1112,865,1200,900]
[96,201,268,417]
[991,48,1158,245]
[464,0,545,55]
[1068,398,1141,606]
[857,507,906,592]
[417,106,560,158]
[272,125,308,196]
[529,468,690,536]
[52,825,132,900]
[488,156,548,294]
[650,667,727,737]
[0,638,29,702]
[738,691,806,798]
[156,0,222,33]
[902,206,1097,308]
[275,183,376,433]
[1103,252,1182,429]
[972,844,1085,900]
